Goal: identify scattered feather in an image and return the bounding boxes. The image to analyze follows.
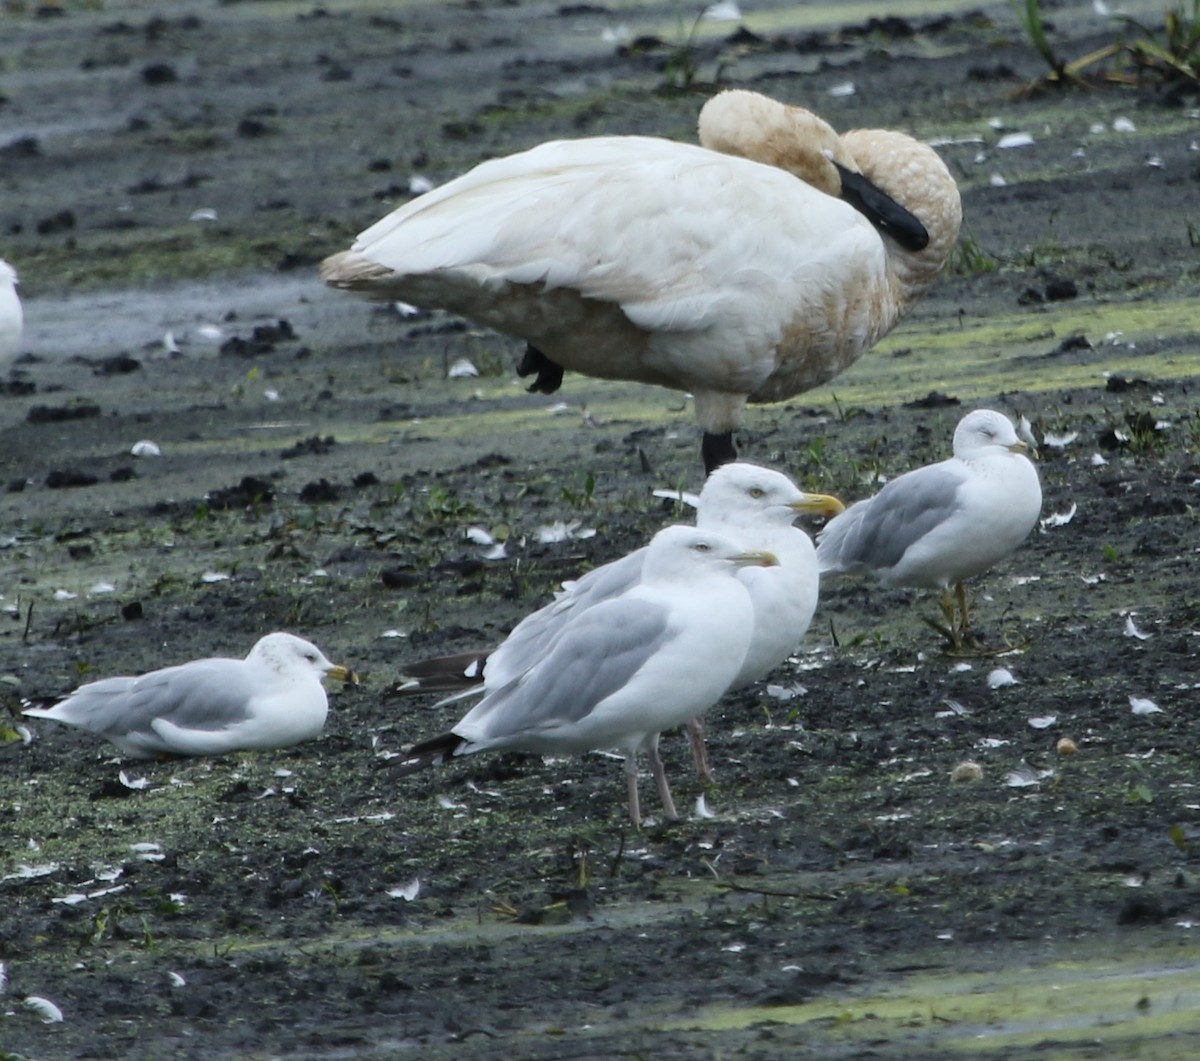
[24,995,64,1023]
[1129,695,1161,715]
[119,770,151,790]
[3,862,59,882]
[1123,614,1151,641]
[89,582,116,595]
[188,208,218,222]
[196,324,225,342]
[1040,503,1077,529]
[1005,762,1054,787]
[163,330,180,354]
[1016,414,1038,451]
[827,81,856,97]
[53,589,77,601]
[987,667,1019,689]
[936,699,969,718]
[1042,430,1078,449]
[0,961,7,993]
[702,0,741,20]
[694,793,717,819]
[534,520,596,544]
[950,661,973,673]
[393,300,421,318]
[168,971,187,988]
[447,357,479,379]
[263,388,280,402]
[1090,452,1109,467]
[436,794,465,810]
[989,173,1008,187]
[465,526,494,546]
[409,175,434,195]
[200,571,230,583]
[766,682,807,701]
[997,131,1034,149]
[131,439,161,457]
[651,486,700,508]
[387,877,422,901]
[481,543,507,561]
[1112,117,1136,133]
[1028,714,1058,729]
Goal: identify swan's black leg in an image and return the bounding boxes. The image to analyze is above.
[516,344,564,394]
[701,430,737,475]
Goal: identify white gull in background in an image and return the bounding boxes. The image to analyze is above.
[391,525,778,827]
[392,462,843,779]
[0,259,23,371]
[24,632,356,757]
[322,89,961,472]
[816,409,1042,646]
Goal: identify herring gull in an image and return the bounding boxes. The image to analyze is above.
[392,525,778,826]
[816,409,1042,646]
[391,462,843,779]
[0,259,22,372]
[24,632,356,757]
[321,89,962,472]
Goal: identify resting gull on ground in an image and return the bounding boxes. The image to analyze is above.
[24,632,356,757]
[321,89,962,472]
[391,462,843,780]
[0,259,22,371]
[391,525,778,827]
[816,409,1042,647]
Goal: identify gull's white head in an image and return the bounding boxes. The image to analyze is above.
[698,462,844,530]
[953,409,1027,459]
[248,632,355,685]
[644,524,778,581]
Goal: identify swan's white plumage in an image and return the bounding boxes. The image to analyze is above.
[24,632,354,758]
[0,259,23,371]
[322,91,962,460]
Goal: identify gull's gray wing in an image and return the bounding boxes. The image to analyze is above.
[462,596,670,741]
[484,546,647,685]
[818,463,969,574]
[33,659,257,738]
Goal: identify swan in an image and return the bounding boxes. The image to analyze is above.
[322,89,962,472]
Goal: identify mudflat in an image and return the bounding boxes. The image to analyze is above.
[2,1,1199,1058]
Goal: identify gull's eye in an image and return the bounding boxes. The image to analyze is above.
[748,487,765,498]
[693,541,712,553]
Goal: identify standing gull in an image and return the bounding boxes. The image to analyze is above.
[392,463,843,779]
[321,89,962,472]
[392,525,777,827]
[816,409,1042,646]
[24,632,356,757]
[0,259,22,372]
